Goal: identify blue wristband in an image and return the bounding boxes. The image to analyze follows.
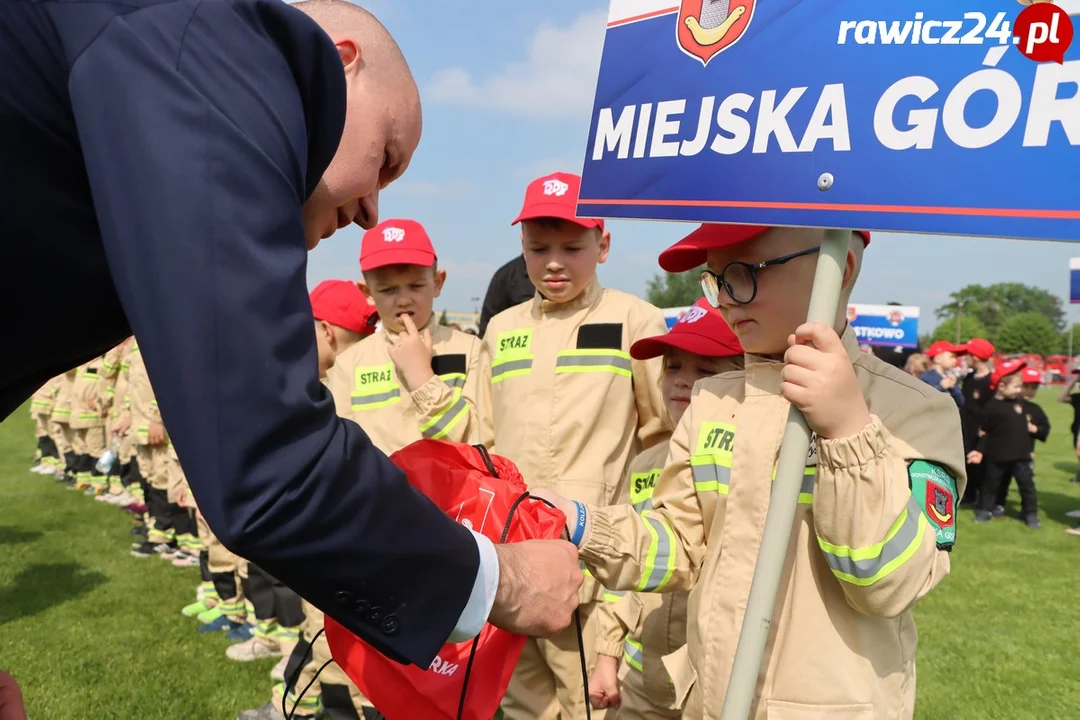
[570,501,587,546]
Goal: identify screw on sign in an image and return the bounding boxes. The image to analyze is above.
[1013,1,1074,63]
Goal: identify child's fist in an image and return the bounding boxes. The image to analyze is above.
[781,323,872,440]
[589,654,621,710]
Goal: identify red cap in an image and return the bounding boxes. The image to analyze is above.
[1021,367,1042,384]
[310,280,377,335]
[511,172,605,230]
[630,298,743,361]
[926,340,960,359]
[990,359,1026,390]
[958,337,995,361]
[659,224,872,273]
[360,219,437,272]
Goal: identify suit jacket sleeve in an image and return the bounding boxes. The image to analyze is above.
[66,0,478,667]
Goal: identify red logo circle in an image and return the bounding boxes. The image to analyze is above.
[1014,3,1074,63]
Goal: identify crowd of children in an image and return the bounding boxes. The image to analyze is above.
[29,169,1069,719]
[903,338,1063,532]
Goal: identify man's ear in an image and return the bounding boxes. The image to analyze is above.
[597,229,612,265]
[335,38,361,70]
[433,268,447,298]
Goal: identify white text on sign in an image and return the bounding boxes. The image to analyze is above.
[837,12,1020,46]
[591,58,1079,158]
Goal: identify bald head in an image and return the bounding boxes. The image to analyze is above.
[293,0,423,248]
[293,0,413,87]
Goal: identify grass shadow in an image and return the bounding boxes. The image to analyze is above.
[0,563,108,625]
[1052,461,1079,475]
[0,526,43,545]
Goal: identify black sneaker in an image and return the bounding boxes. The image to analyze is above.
[973,511,993,523]
[130,542,156,558]
[1024,514,1041,530]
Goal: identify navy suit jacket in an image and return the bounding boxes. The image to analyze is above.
[0,0,478,667]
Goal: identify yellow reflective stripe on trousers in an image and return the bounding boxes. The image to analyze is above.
[352,363,401,410]
[817,496,927,587]
[420,391,469,440]
[623,637,644,672]
[555,349,632,377]
[637,512,678,592]
[493,328,534,383]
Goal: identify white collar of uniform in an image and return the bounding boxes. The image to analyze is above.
[532,280,603,316]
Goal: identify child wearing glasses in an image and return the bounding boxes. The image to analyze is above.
[536,224,966,718]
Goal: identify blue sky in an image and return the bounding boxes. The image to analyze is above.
[305,0,1080,331]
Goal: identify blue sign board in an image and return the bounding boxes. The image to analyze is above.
[578,0,1080,241]
[1071,258,1080,303]
[847,304,920,348]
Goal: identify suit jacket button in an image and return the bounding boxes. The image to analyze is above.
[366,606,384,624]
[334,591,354,606]
[354,599,370,617]
[381,614,400,636]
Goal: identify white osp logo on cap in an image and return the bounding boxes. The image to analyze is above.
[382,227,405,242]
[679,306,708,324]
[542,178,569,196]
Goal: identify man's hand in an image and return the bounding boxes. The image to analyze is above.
[781,323,872,440]
[112,417,131,436]
[488,540,582,637]
[1028,421,1039,434]
[967,450,983,465]
[388,314,435,392]
[589,654,621,710]
[87,395,99,412]
[940,374,957,390]
[147,422,166,445]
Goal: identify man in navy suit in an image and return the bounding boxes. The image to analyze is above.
[0,0,582,669]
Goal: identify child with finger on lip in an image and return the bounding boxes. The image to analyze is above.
[326,218,493,456]
[536,224,967,718]
[589,298,744,718]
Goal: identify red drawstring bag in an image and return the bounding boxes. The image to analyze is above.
[325,441,568,720]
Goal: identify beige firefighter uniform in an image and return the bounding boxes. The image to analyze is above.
[30,377,59,435]
[50,369,77,463]
[127,343,168,488]
[580,328,966,720]
[326,319,492,455]
[30,377,62,471]
[484,282,670,720]
[69,359,107,490]
[110,341,137,467]
[167,442,203,554]
[196,511,247,622]
[273,600,374,717]
[593,441,685,720]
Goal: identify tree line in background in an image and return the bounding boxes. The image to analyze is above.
[645,272,1075,358]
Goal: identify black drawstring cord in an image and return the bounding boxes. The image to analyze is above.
[460,444,591,720]
[284,625,331,720]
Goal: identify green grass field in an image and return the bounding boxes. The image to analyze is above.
[2,391,1080,719]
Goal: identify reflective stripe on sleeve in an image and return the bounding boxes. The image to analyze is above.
[555,349,633,377]
[602,589,625,603]
[420,393,470,440]
[690,456,731,494]
[817,496,927,587]
[623,638,644,672]
[637,513,678,592]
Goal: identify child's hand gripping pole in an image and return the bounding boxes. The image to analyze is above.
[718,228,852,720]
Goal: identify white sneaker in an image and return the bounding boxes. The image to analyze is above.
[226,637,281,662]
[30,463,51,474]
[270,656,289,682]
[1065,509,1080,519]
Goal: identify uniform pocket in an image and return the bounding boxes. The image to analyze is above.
[660,644,696,710]
[764,699,874,720]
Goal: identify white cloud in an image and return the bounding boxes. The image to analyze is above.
[424,10,607,120]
